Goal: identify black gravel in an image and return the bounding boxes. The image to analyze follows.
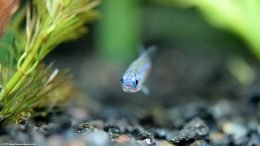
[0,98,258,146]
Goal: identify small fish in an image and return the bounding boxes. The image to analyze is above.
[121,46,157,95]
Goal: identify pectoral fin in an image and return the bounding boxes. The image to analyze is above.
[142,86,149,95]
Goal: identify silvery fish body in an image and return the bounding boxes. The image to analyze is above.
[121,46,156,94]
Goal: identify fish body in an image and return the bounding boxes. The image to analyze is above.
[121,46,156,94]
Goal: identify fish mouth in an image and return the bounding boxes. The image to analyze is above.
[122,86,137,93]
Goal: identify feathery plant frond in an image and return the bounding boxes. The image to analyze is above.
[0,0,100,125]
[0,0,99,99]
[0,64,72,125]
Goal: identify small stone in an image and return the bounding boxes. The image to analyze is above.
[170,117,209,144]
[144,138,153,145]
[131,128,153,140]
[73,122,95,134]
[85,130,109,146]
[210,100,232,118]
[221,121,247,139]
[154,129,167,139]
[104,125,121,134]
[116,134,130,144]
[209,131,230,145]
[183,117,209,136]
[159,140,175,146]
[190,140,208,146]
[221,121,248,145]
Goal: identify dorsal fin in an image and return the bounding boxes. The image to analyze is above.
[141,45,157,59]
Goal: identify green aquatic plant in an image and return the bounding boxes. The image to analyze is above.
[0,0,100,125]
[153,0,260,59]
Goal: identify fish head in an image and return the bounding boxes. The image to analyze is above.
[121,73,139,93]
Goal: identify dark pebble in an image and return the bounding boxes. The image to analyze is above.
[139,115,159,127]
[35,116,72,136]
[104,125,121,134]
[248,92,260,112]
[19,119,27,126]
[170,117,209,144]
[131,128,153,140]
[0,128,8,135]
[73,122,95,134]
[33,107,63,124]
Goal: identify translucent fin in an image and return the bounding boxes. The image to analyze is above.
[142,86,149,95]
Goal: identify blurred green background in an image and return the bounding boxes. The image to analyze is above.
[50,0,260,61]
[93,0,260,62]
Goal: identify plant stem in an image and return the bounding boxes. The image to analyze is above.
[0,37,43,101]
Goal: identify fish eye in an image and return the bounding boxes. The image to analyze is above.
[135,80,138,85]
[120,78,124,84]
